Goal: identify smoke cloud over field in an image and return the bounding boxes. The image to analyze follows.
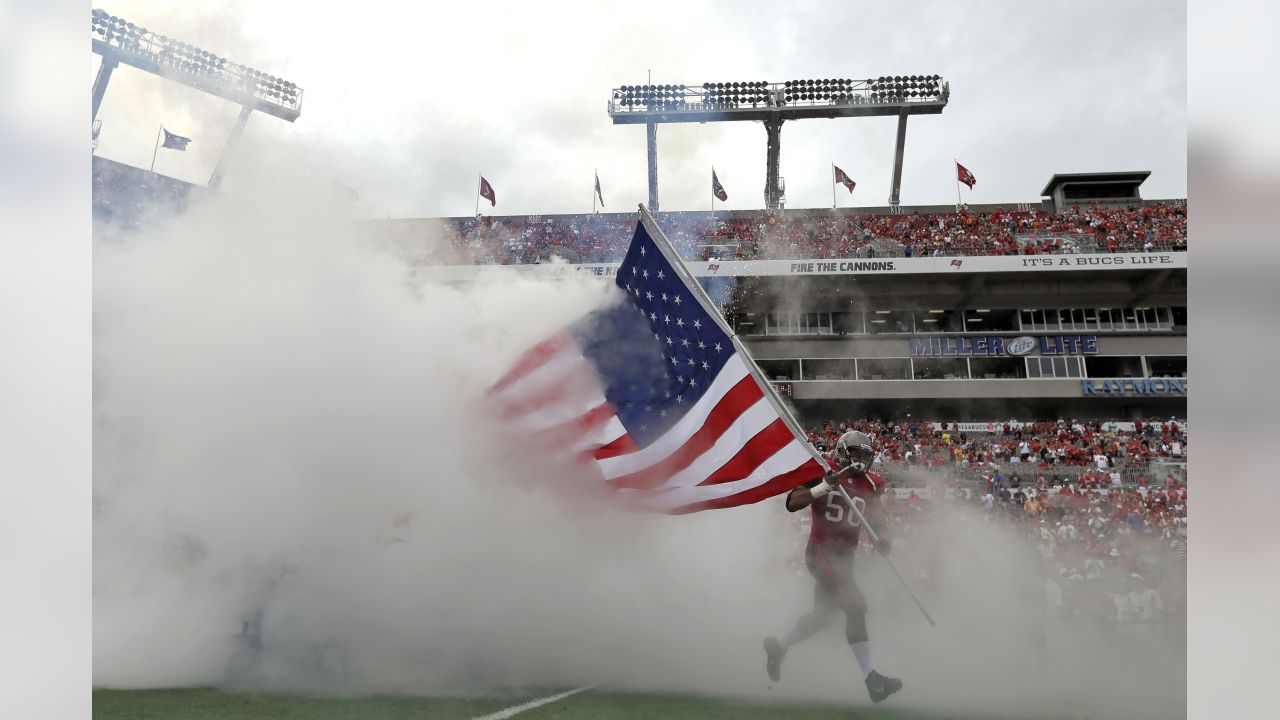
[91,176,795,695]
[93,173,1182,719]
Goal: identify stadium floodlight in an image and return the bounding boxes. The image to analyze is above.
[91,8,303,188]
[608,75,949,210]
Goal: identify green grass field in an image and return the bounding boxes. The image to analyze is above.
[92,687,1052,720]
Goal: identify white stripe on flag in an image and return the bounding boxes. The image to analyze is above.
[651,395,777,490]
[640,440,814,511]
[499,353,611,434]
[570,414,628,454]
[596,354,750,478]
[490,346,588,405]
[509,391,607,434]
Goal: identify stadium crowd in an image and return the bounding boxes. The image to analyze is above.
[441,202,1187,265]
[800,417,1187,637]
[805,417,1187,487]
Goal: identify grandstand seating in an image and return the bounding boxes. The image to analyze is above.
[92,156,204,229]
[432,202,1187,265]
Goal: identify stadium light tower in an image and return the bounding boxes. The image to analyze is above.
[607,76,949,210]
[90,8,303,189]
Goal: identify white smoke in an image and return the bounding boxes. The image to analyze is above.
[90,177,802,695]
[93,173,1184,718]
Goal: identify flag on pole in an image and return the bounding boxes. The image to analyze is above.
[489,219,824,514]
[956,161,976,189]
[711,169,732,199]
[161,128,191,151]
[594,171,605,208]
[479,176,496,206]
[833,165,856,193]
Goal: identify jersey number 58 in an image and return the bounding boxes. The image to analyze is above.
[823,494,866,526]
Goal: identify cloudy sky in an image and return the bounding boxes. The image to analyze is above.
[92,0,1186,217]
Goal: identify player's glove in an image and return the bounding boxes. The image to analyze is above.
[810,473,839,500]
[875,538,893,556]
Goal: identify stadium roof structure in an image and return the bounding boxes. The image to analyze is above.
[608,77,949,212]
[1040,171,1151,198]
[1040,171,1152,211]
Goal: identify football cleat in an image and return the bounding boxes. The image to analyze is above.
[865,670,903,703]
[763,636,784,682]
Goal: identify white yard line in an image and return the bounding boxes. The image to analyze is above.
[470,685,597,720]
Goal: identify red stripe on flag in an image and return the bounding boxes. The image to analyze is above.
[489,331,572,394]
[591,433,638,460]
[607,375,763,491]
[669,458,824,514]
[697,418,796,487]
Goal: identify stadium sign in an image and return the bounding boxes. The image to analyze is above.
[1081,378,1187,396]
[909,334,1099,357]
[933,421,1023,433]
[701,252,1185,277]
[410,251,1186,281]
[930,420,1185,432]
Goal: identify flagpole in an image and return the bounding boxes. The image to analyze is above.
[833,483,937,626]
[638,201,936,629]
[593,169,597,215]
[832,163,837,210]
[640,202,820,467]
[710,167,714,214]
[954,159,962,211]
[150,125,162,173]
[475,173,481,217]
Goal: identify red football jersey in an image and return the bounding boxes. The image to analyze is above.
[806,469,886,549]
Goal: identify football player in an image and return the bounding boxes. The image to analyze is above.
[764,430,904,704]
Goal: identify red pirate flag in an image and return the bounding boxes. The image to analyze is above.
[161,128,192,150]
[479,176,496,206]
[956,162,976,189]
[711,168,728,201]
[833,165,856,193]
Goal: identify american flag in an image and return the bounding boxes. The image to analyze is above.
[489,218,824,513]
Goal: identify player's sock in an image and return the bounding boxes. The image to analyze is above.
[849,640,875,679]
[779,627,804,650]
